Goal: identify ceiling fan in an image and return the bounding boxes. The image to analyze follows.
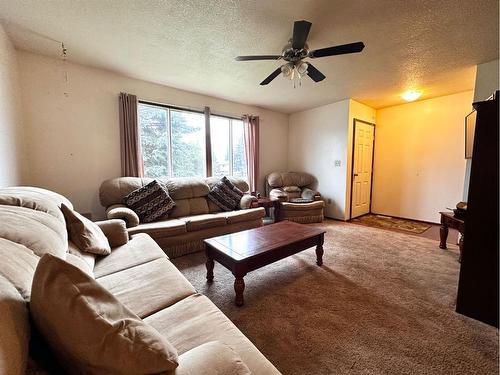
[235,20,365,86]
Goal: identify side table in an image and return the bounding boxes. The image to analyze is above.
[439,211,465,262]
[251,197,281,224]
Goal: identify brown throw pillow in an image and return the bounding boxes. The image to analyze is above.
[61,204,111,255]
[124,180,175,223]
[207,176,244,212]
[30,254,179,375]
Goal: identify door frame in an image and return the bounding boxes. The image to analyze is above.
[349,118,376,220]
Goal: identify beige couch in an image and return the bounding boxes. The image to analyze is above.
[99,177,265,258]
[0,186,280,374]
[266,172,325,223]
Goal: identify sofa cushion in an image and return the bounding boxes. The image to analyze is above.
[215,208,265,225]
[93,233,166,278]
[61,203,111,256]
[97,258,196,318]
[179,214,227,232]
[207,177,244,211]
[0,275,30,375]
[0,205,67,258]
[125,180,175,223]
[0,238,39,300]
[30,254,179,374]
[67,241,96,272]
[65,253,94,277]
[283,185,301,193]
[144,294,280,374]
[168,197,210,218]
[176,341,251,375]
[128,219,187,238]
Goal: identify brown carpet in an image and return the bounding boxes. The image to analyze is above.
[350,214,431,234]
[171,220,498,375]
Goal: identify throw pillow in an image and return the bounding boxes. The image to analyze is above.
[207,177,244,211]
[30,254,179,375]
[61,203,111,256]
[124,180,175,223]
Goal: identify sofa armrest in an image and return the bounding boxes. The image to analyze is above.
[106,204,140,228]
[269,188,288,202]
[173,341,250,375]
[301,188,321,201]
[95,219,129,247]
[240,194,258,210]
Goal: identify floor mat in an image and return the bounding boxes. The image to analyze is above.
[350,213,431,234]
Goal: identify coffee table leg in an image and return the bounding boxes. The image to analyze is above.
[234,277,245,306]
[206,257,214,283]
[316,233,324,266]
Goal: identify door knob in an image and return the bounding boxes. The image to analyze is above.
[353,173,359,177]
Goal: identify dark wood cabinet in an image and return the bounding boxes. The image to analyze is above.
[456,95,499,327]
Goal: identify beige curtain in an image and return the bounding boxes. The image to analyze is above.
[243,115,259,193]
[119,92,144,177]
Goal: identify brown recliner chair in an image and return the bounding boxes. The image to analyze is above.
[265,172,325,224]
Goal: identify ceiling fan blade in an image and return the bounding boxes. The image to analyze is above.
[292,20,312,50]
[260,67,283,85]
[309,41,365,58]
[235,55,281,61]
[306,63,326,82]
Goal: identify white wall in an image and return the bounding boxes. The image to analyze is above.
[473,59,499,102]
[372,91,473,223]
[0,25,27,186]
[17,51,289,218]
[288,100,350,219]
[463,59,499,199]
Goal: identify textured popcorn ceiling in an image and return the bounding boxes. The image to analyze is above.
[0,0,498,113]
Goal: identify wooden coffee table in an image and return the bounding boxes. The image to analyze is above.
[204,221,326,306]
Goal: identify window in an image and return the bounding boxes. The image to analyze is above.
[210,116,247,179]
[138,103,206,178]
[138,101,247,180]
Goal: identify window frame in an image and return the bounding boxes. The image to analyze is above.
[138,100,245,179]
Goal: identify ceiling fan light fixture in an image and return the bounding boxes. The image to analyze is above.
[297,61,308,75]
[281,63,294,79]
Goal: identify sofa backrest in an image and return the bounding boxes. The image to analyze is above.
[99,176,250,217]
[265,172,316,196]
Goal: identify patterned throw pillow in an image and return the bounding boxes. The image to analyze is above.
[124,180,175,223]
[207,177,244,212]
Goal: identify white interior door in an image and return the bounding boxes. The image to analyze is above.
[351,121,374,218]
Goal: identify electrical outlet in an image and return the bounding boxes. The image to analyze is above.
[334,160,341,167]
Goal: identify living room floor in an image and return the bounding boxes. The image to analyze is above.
[172,219,499,375]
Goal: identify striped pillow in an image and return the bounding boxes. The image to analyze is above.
[124,180,175,223]
[207,177,244,211]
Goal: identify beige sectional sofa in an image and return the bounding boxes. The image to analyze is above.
[0,186,280,374]
[100,176,264,258]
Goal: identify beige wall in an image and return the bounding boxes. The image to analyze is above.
[17,51,288,218]
[288,99,376,220]
[288,100,350,219]
[0,25,27,186]
[372,91,473,223]
[473,59,499,102]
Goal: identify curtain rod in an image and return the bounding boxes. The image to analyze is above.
[138,99,243,120]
